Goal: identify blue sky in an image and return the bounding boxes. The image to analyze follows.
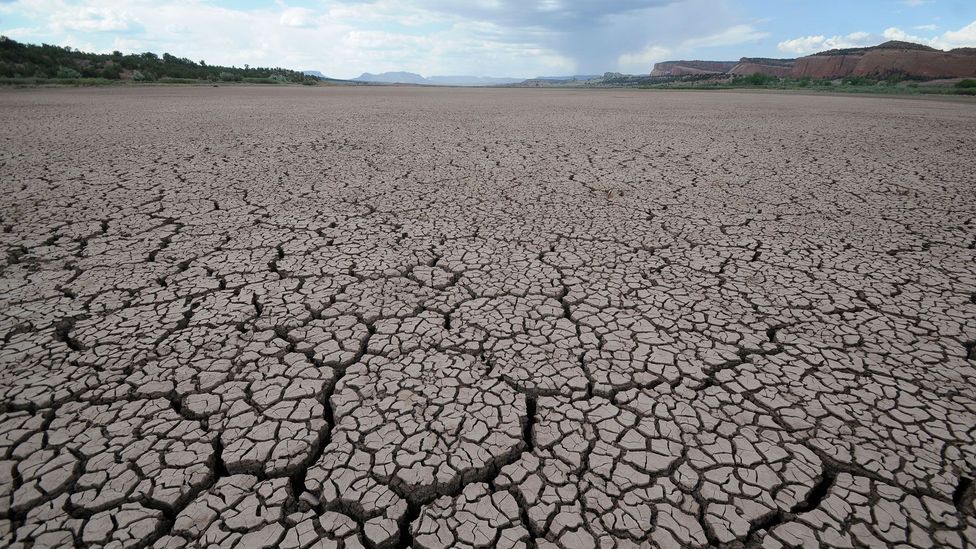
[1,1,975,78]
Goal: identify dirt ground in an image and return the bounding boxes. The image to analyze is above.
[1,86,975,548]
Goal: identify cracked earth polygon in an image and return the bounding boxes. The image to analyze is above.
[1,87,975,548]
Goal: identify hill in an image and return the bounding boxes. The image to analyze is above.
[0,36,317,84]
[787,41,976,80]
[354,71,429,84]
[652,41,976,81]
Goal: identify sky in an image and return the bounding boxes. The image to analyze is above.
[2,0,976,78]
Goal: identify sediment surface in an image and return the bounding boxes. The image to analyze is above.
[1,86,975,548]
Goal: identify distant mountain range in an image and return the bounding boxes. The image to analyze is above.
[651,41,976,80]
[350,72,522,86]
[531,75,602,81]
[297,71,603,86]
[426,75,527,86]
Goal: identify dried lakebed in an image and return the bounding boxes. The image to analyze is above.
[0,87,975,548]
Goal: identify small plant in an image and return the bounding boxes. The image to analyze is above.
[733,73,779,86]
[131,70,154,81]
[884,73,905,85]
[842,75,875,86]
[55,66,81,79]
[956,79,976,89]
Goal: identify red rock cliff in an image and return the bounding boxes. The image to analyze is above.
[792,48,976,79]
[729,58,795,77]
[649,41,976,80]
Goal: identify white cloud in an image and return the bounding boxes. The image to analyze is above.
[50,5,134,32]
[777,31,874,55]
[614,23,769,74]
[0,0,585,77]
[777,21,976,55]
[617,44,670,73]
[777,19,976,58]
[899,0,932,6]
[882,26,929,43]
[882,21,976,49]
[777,35,826,55]
[58,34,104,53]
[914,24,938,32]
[939,20,976,48]
[682,24,768,49]
[0,0,758,77]
[279,7,317,29]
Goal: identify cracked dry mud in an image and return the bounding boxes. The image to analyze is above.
[0,86,975,549]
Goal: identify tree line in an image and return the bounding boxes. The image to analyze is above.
[0,36,316,83]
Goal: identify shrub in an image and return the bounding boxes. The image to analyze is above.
[100,65,122,79]
[956,79,976,89]
[733,73,779,86]
[55,66,81,79]
[842,75,875,86]
[219,71,241,82]
[131,70,154,81]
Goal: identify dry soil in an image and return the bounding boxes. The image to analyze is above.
[1,86,975,548]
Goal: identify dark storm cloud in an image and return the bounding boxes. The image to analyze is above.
[338,0,740,72]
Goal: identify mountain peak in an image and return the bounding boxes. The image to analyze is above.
[354,71,427,84]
